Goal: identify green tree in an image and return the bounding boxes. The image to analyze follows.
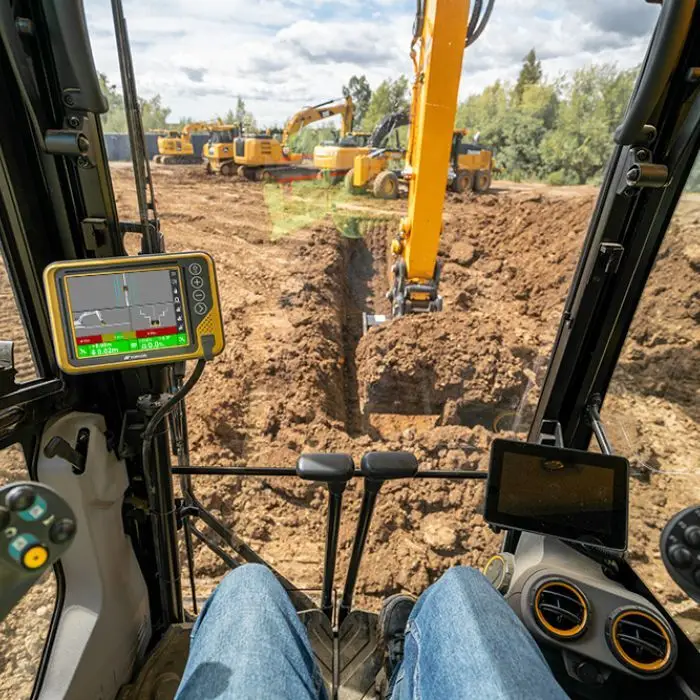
[540,64,636,184]
[361,76,410,131]
[456,80,508,135]
[513,49,542,103]
[342,75,372,127]
[99,73,126,132]
[224,96,256,131]
[98,72,171,133]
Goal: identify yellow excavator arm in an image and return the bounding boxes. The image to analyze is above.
[182,120,222,136]
[282,96,354,145]
[387,0,472,318]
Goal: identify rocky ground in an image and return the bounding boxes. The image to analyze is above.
[0,165,697,698]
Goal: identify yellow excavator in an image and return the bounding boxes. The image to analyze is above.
[153,121,222,165]
[234,96,354,182]
[312,131,372,183]
[202,123,242,175]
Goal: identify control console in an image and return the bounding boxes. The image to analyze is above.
[661,505,700,603]
[1,481,77,621]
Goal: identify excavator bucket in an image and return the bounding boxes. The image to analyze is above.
[362,313,388,334]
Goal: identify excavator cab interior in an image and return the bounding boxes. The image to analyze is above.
[1,0,700,699]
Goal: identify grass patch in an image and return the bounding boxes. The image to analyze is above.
[262,179,398,240]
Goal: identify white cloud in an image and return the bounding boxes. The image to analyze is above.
[84,0,660,126]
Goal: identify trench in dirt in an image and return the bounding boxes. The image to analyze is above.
[341,219,393,435]
[337,216,512,442]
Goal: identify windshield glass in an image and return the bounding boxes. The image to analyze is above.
[95,0,658,615]
[600,152,700,634]
[110,165,600,606]
[210,130,234,143]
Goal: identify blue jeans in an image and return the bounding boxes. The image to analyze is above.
[176,564,568,699]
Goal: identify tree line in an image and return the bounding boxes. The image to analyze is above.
[457,50,638,185]
[99,74,256,134]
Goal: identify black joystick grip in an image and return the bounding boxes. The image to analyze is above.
[360,451,419,480]
[0,481,77,622]
[296,454,354,483]
[296,454,355,620]
[661,505,700,603]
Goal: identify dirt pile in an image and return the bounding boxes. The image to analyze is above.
[357,312,530,426]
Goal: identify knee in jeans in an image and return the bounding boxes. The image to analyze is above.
[214,563,281,604]
[433,565,491,600]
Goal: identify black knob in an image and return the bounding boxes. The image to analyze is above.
[49,518,76,544]
[0,506,9,530]
[669,544,693,568]
[684,526,700,549]
[575,661,600,685]
[6,485,34,512]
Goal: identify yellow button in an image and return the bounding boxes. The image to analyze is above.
[22,545,48,570]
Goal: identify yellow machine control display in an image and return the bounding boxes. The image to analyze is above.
[44,252,225,374]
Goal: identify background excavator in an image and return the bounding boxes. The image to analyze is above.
[234,96,354,182]
[2,1,700,700]
[312,131,372,183]
[153,121,224,165]
[201,123,242,175]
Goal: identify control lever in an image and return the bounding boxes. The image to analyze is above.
[0,481,77,621]
[339,452,418,624]
[44,433,88,474]
[297,453,354,620]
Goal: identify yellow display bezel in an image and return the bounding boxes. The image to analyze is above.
[44,252,225,374]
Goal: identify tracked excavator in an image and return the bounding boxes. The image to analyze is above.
[153,121,223,165]
[234,96,354,182]
[2,1,700,699]
[312,131,372,184]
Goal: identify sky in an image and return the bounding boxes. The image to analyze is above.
[85,0,659,127]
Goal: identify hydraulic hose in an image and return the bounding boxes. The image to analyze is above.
[140,359,206,625]
[141,359,206,469]
[467,0,495,46]
[467,0,483,42]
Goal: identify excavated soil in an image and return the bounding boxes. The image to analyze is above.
[0,165,698,697]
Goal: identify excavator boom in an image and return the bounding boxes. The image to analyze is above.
[282,96,354,145]
[390,0,471,315]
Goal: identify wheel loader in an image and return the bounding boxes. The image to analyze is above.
[347,129,494,200]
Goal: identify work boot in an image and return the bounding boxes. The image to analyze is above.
[379,594,416,686]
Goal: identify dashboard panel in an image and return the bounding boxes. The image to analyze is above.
[498,534,679,688]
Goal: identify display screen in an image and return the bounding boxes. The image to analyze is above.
[65,268,189,358]
[484,439,628,550]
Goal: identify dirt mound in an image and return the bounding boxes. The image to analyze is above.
[357,312,529,426]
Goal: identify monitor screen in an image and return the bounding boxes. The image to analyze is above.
[66,267,189,359]
[484,439,629,550]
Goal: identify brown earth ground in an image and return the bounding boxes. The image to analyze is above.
[0,165,698,697]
